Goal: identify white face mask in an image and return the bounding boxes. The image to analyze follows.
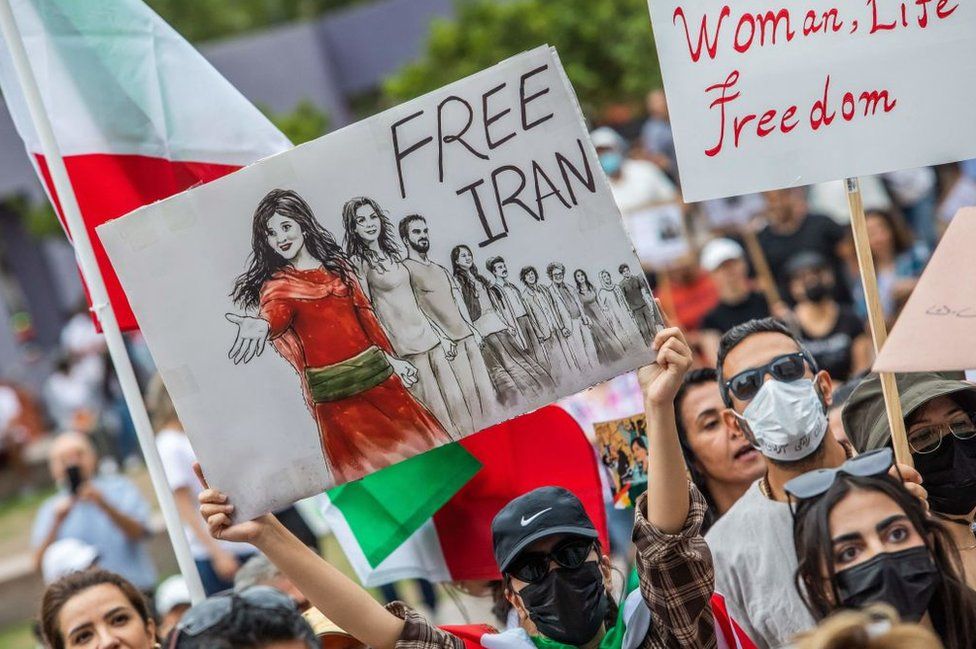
[738,378,828,461]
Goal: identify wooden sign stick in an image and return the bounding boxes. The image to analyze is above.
[846,177,913,467]
[740,224,782,308]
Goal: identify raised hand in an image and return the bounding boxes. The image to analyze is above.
[638,326,694,407]
[194,463,274,545]
[225,313,270,365]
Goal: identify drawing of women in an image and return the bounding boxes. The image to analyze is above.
[451,245,554,404]
[596,269,639,340]
[341,197,470,438]
[574,269,625,364]
[226,189,450,484]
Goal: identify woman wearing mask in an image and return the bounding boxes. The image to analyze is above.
[785,251,872,382]
[786,449,976,649]
[843,372,976,587]
[200,326,726,649]
[40,568,158,649]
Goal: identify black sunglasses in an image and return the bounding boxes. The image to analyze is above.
[506,538,596,584]
[783,448,894,501]
[722,352,818,406]
[166,586,296,648]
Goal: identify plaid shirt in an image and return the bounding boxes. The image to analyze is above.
[388,482,715,649]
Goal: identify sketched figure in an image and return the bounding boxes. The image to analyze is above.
[451,245,553,404]
[486,256,550,374]
[519,265,574,385]
[226,189,449,483]
[342,197,468,439]
[618,263,662,346]
[546,262,598,372]
[597,269,640,340]
[399,215,495,426]
[574,269,625,364]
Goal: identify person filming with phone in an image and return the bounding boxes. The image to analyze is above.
[31,431,157,591]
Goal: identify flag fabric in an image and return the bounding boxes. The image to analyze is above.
[0,0,291,330]
[323,405,610,586]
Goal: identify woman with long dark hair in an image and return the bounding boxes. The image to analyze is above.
[450,245,552,404]
[226,189,449,483]
[787,452,976,649]
[340,196,469,437]
[574,269,624,364]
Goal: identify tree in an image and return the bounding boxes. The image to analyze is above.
[264,100,331,145]
[147,0,371,43]
[383,0,661,118]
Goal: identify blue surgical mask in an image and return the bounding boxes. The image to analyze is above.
[599,152,623,176]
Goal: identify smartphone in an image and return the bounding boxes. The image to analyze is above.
[66,465,83,495]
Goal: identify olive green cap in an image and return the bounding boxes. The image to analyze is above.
[842,371,976,452]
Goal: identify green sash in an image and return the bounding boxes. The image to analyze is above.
[305,346,393,403]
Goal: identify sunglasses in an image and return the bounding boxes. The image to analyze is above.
[506,538,596,584]
[783,448,894,501]
[908,412,976,454]
[723,352,818,405]
[166,586,296,648]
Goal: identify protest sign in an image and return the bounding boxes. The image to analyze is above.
[646,0,976,201]
[874,208,976,372]
[98,46,661,519]
[594,414,648,508]
[623,203,690,270]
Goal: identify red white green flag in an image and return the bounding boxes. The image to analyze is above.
[0,0,291,330]
[323,405,610,586]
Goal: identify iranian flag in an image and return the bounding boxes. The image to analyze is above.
[0,0,291,330]
[324,406,610,586]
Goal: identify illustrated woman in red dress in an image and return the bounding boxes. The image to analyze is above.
[226,189,450,483]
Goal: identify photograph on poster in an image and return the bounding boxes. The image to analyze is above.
[99,46,661,518]
[594,414,649,508]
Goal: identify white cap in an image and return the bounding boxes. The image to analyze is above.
[700,238,745,272]
[42,538,99,584]
[589,127,623,151]
[155,575,192,617]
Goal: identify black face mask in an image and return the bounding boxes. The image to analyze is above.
[518,561,608,646]
[913,435,976,516]
[804,282,830,302]
[835,546,940,622]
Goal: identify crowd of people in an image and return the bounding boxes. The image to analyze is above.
[17,87,976,649]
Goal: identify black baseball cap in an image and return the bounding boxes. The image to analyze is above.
[491,486,598,573]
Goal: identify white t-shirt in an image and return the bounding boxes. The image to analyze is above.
[882,168,936,206]
[808,177,892,224]
[156,428,254,559]
[704,481,815,649]
[609,159,677,214]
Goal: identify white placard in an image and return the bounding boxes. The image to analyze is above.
[98,47,662,519]
[647,0,976,201]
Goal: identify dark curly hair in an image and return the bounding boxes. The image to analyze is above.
[231,189,352,310]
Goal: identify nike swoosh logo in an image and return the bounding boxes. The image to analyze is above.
[520,508,552,527]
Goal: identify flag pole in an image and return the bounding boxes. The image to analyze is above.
[845,177,913,468]
[0,0,206,602]
[739,223,781,308]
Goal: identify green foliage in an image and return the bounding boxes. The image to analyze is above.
[264,100,331,145]
[3,195,61,239]
[146,0,370,43]
[383,0,661,116]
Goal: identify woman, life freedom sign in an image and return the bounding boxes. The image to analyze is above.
[647,0,976,201]
[97,47,661,519]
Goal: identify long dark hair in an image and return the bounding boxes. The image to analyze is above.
[452,245,492,320]
[232,189,351,310]
[793,474,976,649]
[41,569,154,649]
[674,368,721,532]
[574,269,594,295]
[341,196,402,269]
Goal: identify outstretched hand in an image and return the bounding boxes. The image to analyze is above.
[194,463,275,545]
[225,313,270,365]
